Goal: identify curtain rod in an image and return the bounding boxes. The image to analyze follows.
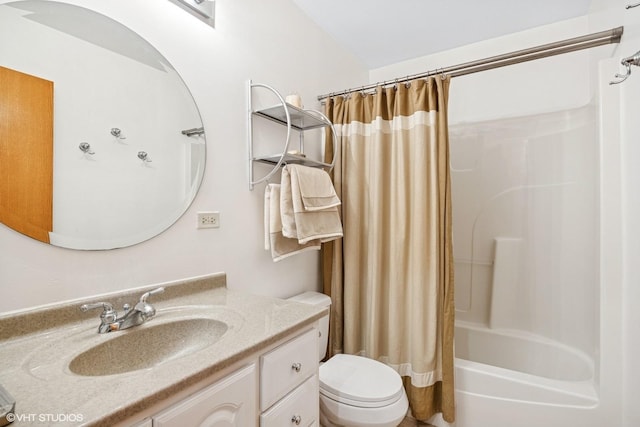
[317,26,624,101]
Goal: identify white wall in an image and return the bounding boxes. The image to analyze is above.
[605,2,640,426]
[0,0,367,313]
[587,1,640,425]
[370,17,602,123]
[620,61,640,427]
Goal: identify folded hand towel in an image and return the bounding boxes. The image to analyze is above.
[289,164,341,211]
[281,165,343,245]
[265,183,320,262]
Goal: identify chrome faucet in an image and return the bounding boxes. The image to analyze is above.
[80,287,165,333]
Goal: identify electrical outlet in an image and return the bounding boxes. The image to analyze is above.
[197,211,220,229]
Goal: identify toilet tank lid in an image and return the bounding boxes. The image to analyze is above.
[287,291,331,308]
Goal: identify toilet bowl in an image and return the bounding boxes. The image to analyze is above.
[288,292,409,427]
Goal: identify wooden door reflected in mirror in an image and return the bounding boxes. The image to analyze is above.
[0,65,53,243]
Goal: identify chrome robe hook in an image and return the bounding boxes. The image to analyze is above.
[79,142,94,155]
[110,128,126,141]
[610,50,640,85]
[610,63,632,85]
[137,151,152,164]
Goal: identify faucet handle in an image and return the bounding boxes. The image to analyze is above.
[80,301,114,312]
[134,287,165,320]
[80,302,117,323]
[139,287,165,303]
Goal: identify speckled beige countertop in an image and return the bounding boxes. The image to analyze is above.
[0,273,326,426]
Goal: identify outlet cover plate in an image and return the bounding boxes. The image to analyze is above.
[197,211,220,229]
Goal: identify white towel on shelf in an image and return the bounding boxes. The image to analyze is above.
[265,183,320,262]
[280,164,343,245]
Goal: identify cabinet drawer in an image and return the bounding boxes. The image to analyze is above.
[260,328,317,410]
[260,375,319,427]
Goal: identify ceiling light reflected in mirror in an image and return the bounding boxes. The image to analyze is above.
[168,0,215,28]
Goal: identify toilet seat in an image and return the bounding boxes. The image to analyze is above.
[319,354,405,408]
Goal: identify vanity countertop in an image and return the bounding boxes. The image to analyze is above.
[0,273,326,426]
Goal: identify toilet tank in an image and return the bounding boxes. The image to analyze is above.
[287,291,331,361]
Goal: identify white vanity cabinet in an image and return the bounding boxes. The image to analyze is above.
[125,326,319,427]
[153,363,257,427]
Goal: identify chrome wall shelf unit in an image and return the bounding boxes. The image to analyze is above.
[247,80,336,190]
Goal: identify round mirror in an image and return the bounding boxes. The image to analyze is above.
[0,0,205,250]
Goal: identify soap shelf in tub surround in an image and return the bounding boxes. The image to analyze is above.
[247,80,337,190]
[0,273,327,426]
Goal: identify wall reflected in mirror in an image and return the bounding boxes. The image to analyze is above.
[0,0,206,250]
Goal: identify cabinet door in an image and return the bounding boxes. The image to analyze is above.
[153,364,257,427]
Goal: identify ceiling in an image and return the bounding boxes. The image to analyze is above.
[293,0,593,69]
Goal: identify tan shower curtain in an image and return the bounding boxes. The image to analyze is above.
[322,76,455,422]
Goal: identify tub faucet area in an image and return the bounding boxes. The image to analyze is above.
[80,287,165,333]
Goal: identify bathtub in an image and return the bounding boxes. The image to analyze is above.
[454,321,594,382]
[430,322,599,427]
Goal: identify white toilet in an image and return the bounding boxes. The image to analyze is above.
[288,292,409,427]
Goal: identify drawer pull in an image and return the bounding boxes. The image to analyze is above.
[291,362,302,372]
[291,415,302,425]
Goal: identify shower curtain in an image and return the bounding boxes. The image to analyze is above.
[322,76,455,422]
